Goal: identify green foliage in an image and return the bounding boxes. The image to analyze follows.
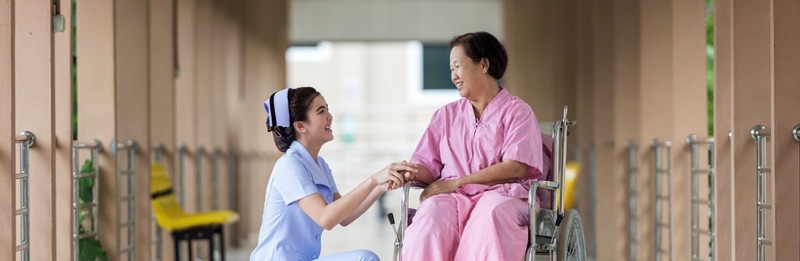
[79,159,94,203]
[76,159,108,261]
[79,238,108,261]
[706,0,715,136]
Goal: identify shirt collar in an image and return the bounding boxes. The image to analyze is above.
[287,141,335,189]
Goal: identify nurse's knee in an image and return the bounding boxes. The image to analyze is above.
[352,249,379,261]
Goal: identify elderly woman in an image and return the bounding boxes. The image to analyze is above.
[401,32,544,260]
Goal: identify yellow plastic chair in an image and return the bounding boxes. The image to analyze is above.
[555,162,581,210]
[151,163,239,261]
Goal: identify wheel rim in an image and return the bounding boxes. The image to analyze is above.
[565,213,586,260]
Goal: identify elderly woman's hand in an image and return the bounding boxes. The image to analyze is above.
[420,179,460,202]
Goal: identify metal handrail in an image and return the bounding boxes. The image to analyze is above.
[72,140,102,261]
[177,144,188,207]
[751,125,771,261]
[652,139,672,261]
[152,142,165,261]
[115,140,138,260]
[195,146,206,212]
[211,147,223,210]
[686,135,715,261]
[793,124,800,143]
[14,131,35,261]
[627,141,638,261]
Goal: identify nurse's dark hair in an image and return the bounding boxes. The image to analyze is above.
[271,87,321,153]
[449,31,508,80]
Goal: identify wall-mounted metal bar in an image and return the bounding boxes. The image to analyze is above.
[177,144,188,207]
[195,146,206,212]
[751,125,771,261]
[585,143,596,259]
[152,142,165,261]
[687,135,715,261]
[115,140,138,260]
[211,147,222,210]
[72,140,102,261]
[14,131,35,261]
[652,139,672,261]
[627,141,638,261]
[793,124,800,143]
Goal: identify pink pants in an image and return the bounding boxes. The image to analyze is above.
[401,190,529,261]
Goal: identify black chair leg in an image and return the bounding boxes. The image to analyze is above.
[188,239,193,261]
[209,233,215,261]
[219,228,226,261]
[174,237,181,261]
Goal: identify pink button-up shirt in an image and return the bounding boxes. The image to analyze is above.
[411,88,544,200]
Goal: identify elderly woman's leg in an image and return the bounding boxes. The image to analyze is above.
[455,191,529,260]
[401,193,470,261]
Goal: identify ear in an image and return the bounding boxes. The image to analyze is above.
[480,58,490,74]
[293,121,307,134]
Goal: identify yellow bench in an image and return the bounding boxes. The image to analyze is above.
[151,163,239,260]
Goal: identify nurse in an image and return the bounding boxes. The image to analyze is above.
[250,87,418,261]
[401,31,545,260]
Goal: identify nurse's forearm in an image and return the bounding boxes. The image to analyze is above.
[299,177,378,230]
[340,186,384,226]
[455,160,527,187]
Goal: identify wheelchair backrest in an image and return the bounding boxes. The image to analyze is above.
[538,123,556,209]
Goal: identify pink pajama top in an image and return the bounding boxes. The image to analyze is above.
[410,88,544,201]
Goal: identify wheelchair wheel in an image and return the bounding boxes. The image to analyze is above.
[557,209,587,260]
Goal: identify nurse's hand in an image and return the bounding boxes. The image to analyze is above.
[420,179,460,202]
[372,161,418,188]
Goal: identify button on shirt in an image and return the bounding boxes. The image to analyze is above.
[250,141,339,261]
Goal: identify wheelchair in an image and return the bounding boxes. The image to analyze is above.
[389,106,587,261]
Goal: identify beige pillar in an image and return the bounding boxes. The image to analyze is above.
[573,0,596,258]
[0,0,15,259]
[175,0,198,255]
[238,0,288,243]
[194,1,214,258]
[114,0,152,259]
[590,0,622,259]
[639,0,673,260]
[54,0,74,259]
[772,0,800,259]
[713,0,734,259]
[669,0,708,260]
[731,0,772,259]
[612,0,641,260]
[149,0,176,258]
[15,1,56,260]
[77,0,119,259]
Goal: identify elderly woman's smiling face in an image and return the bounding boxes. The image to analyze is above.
[449,45,487,100]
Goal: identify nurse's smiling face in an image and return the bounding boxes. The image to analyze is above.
[295,95,334,146]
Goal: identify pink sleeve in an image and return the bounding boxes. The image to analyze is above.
[501,104,544,180]
[410,109,444,181]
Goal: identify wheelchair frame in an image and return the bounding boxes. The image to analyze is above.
[391,106,587,261]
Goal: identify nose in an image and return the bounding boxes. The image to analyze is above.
[451,71,458,83]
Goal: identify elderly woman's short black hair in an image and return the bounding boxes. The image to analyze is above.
[449,31,508,80]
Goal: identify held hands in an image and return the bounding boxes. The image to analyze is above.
[372,161,418,191]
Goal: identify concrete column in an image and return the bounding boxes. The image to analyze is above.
[174,0,198,256]
[731,0,772,259]
[0,0,15,259]
[772,0,800,259]
[590,0,622,259]
[238,0,288,243]
[669,0,708,260]
[114,0,152,258]
[15,1,56,260]
[612,0,641,260]
[573,0,596,258]
[639,0,673,260]
[54,0,74,259]
[76,0,119,259]
[149,0,176,258]
[713,0,734,259]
